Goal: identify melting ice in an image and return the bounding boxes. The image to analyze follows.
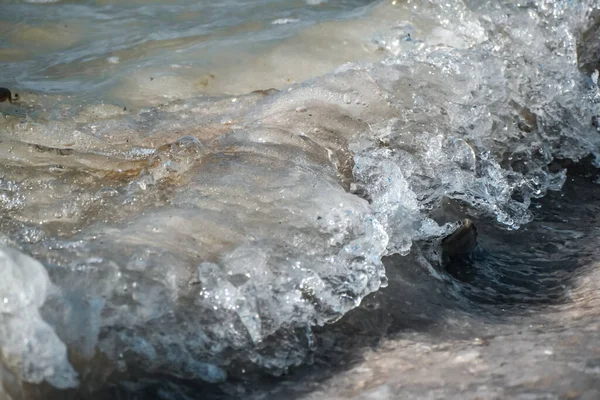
[1,0,600,398]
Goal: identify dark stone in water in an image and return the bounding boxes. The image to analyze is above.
[441,219,478,282]
[0,87,18,103]
[442,219,478,259]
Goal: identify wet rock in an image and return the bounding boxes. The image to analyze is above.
[442,219,478,259]
[0,88,18,103]
[441,219,478,281]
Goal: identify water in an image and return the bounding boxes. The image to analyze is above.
[1,0,600,399]
[0,0,379,106]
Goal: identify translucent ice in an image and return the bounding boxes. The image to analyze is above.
[1,0,600,396]
[0,248,77,391]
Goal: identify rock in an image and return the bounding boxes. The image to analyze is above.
[441,219,478,281]
[0,88,18,103]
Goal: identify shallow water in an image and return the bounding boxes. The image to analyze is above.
[0,0,379,106]
[1,0,600,399]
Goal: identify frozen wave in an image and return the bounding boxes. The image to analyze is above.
[0,0,600,396]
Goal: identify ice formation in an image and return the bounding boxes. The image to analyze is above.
[1,0,600,396]
[0,248,77,398]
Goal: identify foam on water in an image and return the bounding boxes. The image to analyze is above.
[1,0,600,397]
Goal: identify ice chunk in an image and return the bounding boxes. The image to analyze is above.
[0,247,78,389]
